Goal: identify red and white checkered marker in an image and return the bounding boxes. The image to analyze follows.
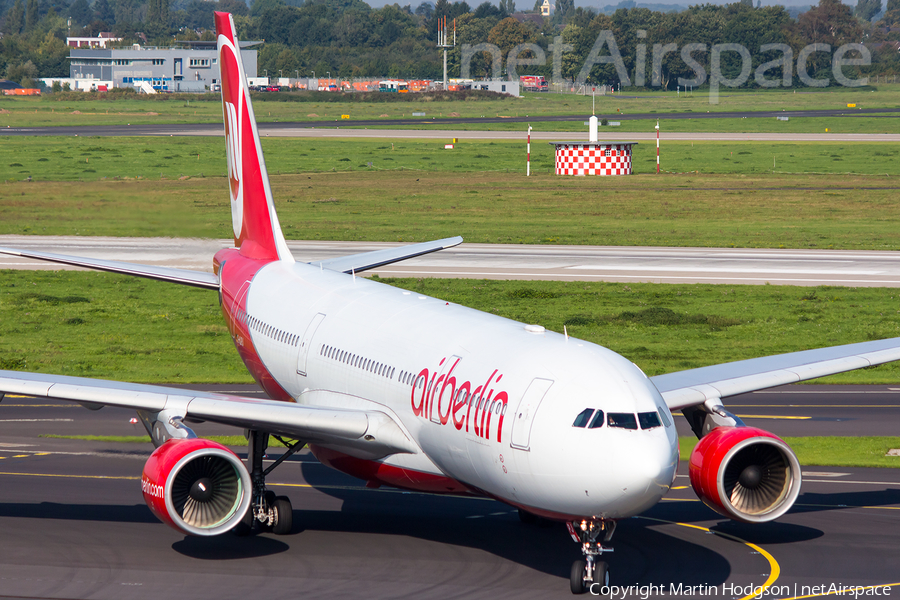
[129,418,138,424]
[554,144,633,176]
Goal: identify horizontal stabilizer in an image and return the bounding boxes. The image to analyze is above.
[311,236,463,274]
[0,246,219,290]
[652,336,900,410]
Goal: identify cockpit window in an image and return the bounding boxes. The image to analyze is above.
[608,412,638,430]
[657,406,671,428]
[638,411,662,430]
[588,410,605,429]
[572,408,594,428]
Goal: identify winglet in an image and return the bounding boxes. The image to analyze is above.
[215,12,293,263]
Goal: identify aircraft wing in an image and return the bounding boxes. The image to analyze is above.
[0,246,219,290]
[651,336,900,410]
[0,370,418,458]
[311,236,463,274]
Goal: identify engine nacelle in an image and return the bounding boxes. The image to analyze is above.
[142,438,252,536]
[689,426,801,523]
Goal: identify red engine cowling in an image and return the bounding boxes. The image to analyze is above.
[142,438,252,536]
[689,426,801,523]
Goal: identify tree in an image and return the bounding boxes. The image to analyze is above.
[554,0,573,23]
[855,0,881,21]
[415,1,434,19]
[882,0,900,24]
[147,0,170,28]
[94,0,115,25]
[68,0,93,26]
[25,0,39,31]
[3,0,25,34]
[500,0,516,14]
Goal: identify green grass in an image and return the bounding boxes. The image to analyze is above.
[37,433,900,468]
[679,436,900,468]
[2,85,899,127]
[4,271,900,384]
[3,137,899,183]
[2,137,900,249]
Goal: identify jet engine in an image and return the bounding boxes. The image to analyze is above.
[142,438,252,536]
[688,426,801,523]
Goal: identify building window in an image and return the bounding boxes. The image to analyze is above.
[189,58,210,68]
[604,148,611,157]
[152,59,164,65]
[114,59,130,66]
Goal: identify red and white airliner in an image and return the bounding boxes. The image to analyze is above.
[3,13,900,594]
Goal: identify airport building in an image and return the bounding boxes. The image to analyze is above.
[63,40,259,93]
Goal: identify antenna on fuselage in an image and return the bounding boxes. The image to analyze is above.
[564,325,569,340]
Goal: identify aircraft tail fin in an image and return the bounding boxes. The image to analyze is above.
[215,12,293,262]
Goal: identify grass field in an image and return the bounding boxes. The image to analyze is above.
[2,85,899,127]
[2,136,899,249]
[3,270,900,384]
[38,433,900,468]
[3,137,900,183]
[677,436,900,468]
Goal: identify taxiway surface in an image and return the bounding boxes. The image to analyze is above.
[4,235,900,287]
[0,386,898,599]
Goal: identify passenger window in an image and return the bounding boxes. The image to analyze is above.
[588,410,605,429]
[608,413,638,430]
[572,408,594,428]
[638,412,662,430]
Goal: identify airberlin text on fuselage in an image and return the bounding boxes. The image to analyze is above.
[411,357,509,443]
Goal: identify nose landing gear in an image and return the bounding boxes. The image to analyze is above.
[567,519,615,594]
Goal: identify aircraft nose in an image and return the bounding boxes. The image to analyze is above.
[607,433,677,514]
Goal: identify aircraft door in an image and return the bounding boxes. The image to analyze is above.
[296,313,326,377]
[510,378,553,451]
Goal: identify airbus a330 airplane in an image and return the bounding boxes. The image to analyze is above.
[3,13,900,594]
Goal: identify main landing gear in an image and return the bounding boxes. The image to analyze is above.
[567,519,615,594]
[233,430,305,536]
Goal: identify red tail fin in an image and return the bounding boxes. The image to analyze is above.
[215,12,292,262]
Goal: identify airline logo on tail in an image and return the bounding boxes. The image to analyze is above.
[218,32,244,241]
[215,10,294,262]
[223,98,242,239]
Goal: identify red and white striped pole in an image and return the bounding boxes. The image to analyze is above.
[655,120,660,174]
[527,125,532,176]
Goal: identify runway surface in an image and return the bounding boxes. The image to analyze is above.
[2,106,899,141]
[4,235,900,287]
[0,385,898,599]
[4,122,900,142]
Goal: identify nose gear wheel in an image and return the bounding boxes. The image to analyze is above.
[567,519,615,594]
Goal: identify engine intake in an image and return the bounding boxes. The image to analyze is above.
[689,426,801,523]
[142,438,252,536]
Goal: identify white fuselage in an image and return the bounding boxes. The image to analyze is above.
[238,260,679,520]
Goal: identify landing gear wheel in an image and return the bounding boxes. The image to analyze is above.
[518,508,537,524]
[570,559,587,594]
[593,561,609,587]
[271,496,293,535]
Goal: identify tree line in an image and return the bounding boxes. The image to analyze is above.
[0,0,898,88]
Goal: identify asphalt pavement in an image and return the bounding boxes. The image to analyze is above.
[0,387,898,599]
[5,235,900,287]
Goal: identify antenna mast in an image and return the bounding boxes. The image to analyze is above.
[437,16,456,91]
